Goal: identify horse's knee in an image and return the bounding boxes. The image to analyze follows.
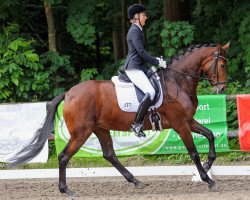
[202,129,215,142]
[207,131,215,141]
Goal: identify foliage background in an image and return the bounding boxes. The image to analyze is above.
[0,0,249,131]
[0,0,249,103]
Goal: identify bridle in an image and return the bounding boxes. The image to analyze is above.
[157,50,227,101]
[159,50,227,84]
[201,51,227,86]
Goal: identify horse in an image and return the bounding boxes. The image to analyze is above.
[9,43,229,195]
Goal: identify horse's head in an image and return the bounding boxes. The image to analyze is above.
[201,43,229,94]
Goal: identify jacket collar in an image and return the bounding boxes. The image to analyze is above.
[132,23,142,31]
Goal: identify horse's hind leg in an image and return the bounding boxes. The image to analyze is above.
[58,126,92,195]
[94,127,145,188]
[174,123,216,190]
[191,120,216,172]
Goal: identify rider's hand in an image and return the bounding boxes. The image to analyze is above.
[151,66,157,72]
[156,57,167,69]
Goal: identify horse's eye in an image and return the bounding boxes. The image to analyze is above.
[221,64,225,68]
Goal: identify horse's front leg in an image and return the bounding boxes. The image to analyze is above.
[190,120,216,172]
[173,123,217,190]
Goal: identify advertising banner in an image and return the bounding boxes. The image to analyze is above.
[0,103,48,163]
[237,94,250,151]
[55,95,229,157]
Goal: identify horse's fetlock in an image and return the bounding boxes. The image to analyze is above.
[59,183,67,193]
[200,172,208,181]
[209,153,216,161]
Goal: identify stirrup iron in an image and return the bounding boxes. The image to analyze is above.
[149,108,163,131]
[131,123,146,138]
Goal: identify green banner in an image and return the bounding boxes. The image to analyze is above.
[54,95,229,157]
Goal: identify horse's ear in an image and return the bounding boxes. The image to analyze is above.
[222,42,230,51]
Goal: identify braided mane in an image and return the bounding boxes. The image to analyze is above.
[166,44,216,66]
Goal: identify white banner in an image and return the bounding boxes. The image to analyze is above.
[0,102,48,163]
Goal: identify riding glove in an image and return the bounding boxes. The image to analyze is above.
[156,57,167,69]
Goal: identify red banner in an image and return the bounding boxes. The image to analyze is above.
[237,94,250,151]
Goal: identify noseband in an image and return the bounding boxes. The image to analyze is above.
[202,51,227,86]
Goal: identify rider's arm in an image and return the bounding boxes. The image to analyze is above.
[130,28,159,66]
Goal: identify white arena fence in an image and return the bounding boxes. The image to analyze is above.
[0,166,249,181]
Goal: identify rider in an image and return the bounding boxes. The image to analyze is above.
[120,4,167,138]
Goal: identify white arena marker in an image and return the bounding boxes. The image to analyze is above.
[0,166,250,180]
[192,168,213,182]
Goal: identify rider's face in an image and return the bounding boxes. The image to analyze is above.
[139,12,147,26]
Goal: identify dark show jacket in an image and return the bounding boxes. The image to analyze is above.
[120,24,159,73]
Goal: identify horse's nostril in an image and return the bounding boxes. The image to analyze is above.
[220,86,226,94]
[222,86,226,92]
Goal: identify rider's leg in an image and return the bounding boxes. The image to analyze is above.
[125,69,155,137]
[131,93,152,137]
[125,69,155,100]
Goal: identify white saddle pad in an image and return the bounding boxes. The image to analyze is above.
[111,76,163,112]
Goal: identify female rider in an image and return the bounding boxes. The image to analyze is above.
[119,4,166,138]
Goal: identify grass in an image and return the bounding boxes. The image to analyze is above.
[1,138,249,170]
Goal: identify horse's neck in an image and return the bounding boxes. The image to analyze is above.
[163,48,214,95]
[174,48,213,74]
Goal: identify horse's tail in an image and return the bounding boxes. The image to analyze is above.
[8,93,65,167]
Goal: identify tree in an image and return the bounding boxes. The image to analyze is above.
[112,1,123,62]
[121,0,128,57]
[44,0,57,51]
[163,0,190,21]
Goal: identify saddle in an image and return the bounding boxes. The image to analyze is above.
[118,69,162,104]
[111,69,163,131]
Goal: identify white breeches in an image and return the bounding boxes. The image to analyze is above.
[125,69,155,100]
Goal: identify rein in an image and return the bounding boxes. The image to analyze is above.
[165,67,209,81]
[162,52,227,83]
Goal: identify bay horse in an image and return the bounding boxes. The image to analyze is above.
[9,43,229,195]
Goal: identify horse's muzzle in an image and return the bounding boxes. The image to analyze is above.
[211,85,226,94]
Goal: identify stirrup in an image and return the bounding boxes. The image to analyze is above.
[136,131,146,138]
[131,123,146,138]
[149,109,163,131]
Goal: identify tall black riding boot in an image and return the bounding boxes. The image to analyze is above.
[131,93,152,138]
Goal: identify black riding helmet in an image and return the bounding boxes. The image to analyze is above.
[127,4,146,19]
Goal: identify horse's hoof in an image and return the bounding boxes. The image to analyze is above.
[65,189,75,196]
[134,181,148,189]
[208,181,219,192]
[203,162,210,172]
[60,188,75,196]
